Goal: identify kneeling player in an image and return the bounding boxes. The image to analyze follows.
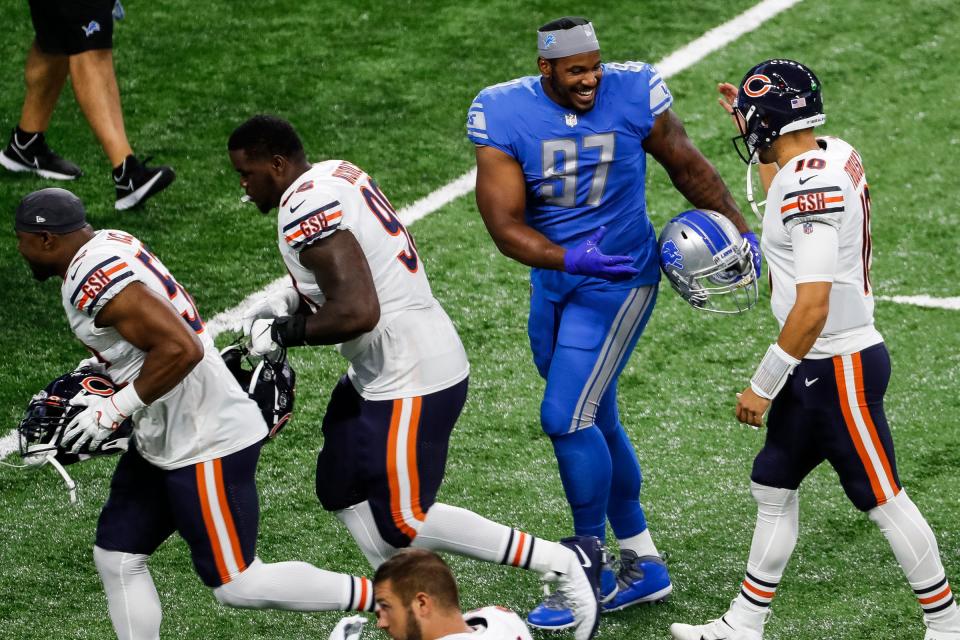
[373,548,534,640]
[15,188,378,639]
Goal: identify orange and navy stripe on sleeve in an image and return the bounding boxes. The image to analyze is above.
[347,576,375,611]
[780,186,844,225]
[500,529,536,569]
[740,571,779,608]
[916,577,955,615]
[69,256,136,315]
[282,200,343,249]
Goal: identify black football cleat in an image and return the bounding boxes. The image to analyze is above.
[0,128,83,180]
[114,154,175,210]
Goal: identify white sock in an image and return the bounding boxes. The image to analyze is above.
[336,501,398,569]
[94,545,162,640]
[617,529,658,558]
[412,503,570,575]
[869,490,960,632]
[213,557,374,612]
[729,483,798,631]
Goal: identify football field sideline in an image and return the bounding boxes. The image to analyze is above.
[4,0,954,462]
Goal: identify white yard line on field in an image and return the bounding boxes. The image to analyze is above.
[875,295,960,311]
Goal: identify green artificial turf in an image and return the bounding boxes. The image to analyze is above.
[0,1,957,638]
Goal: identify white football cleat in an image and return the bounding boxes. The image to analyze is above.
[924,629,960,640]
[670,613,764,640]
[545,536,602,640]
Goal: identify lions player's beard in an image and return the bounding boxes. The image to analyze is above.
[550,74,598,112]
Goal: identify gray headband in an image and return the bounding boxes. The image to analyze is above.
[538,22,600,59]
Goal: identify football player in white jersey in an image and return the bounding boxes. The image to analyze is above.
[669,60,960,640]
[14,188,392,640]
[371,549,533,640]
[227,115,600,640]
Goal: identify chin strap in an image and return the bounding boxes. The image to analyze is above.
[46,456,79,505]
[746,161,766,223]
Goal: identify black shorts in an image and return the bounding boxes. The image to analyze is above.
[29,0,114,56]
[95,440,263,588]
[751,342,901,511]
[315,375,469,547]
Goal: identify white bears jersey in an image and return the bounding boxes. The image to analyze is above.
[438,606,533,640]
[276,160,469,400]
[61,230,267,469]
[761,136,883,358]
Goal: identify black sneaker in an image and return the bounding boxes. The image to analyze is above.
[0,128,83,180]
[114,154,175,210]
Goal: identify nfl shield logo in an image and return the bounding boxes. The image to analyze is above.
[565,113,578,127]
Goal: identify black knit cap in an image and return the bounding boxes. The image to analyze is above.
[14,188,88,234]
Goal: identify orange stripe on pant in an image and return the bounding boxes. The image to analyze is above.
[406,397,426,522]
[833,356,885,504]
[386,400,418,539]
[196,462,230,585]
[851,352,899,499]
[212,457,247,575]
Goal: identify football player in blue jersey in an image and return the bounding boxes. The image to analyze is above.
[467,16,760,628]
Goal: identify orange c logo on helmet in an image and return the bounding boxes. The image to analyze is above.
[743,74,774,98]
[81,376,115,397]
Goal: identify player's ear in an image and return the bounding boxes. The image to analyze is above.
[412,592,431,617]
[537,57,553,77]
[40,231,57,251]
[270,154,286,175]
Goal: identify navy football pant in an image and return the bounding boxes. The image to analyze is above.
[528,283,657,540]
[315,376,469,548]
[96,440,263,587]
[753,342,901,511]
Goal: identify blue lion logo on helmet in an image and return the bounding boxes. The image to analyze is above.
[661,239,684,270]
[542,34,557,49]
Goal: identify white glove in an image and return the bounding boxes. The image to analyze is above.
[249,318,282,358]
[62,385,145,454]
[241,286,300,336]
[75,356,107,375]
[329,615,368,640]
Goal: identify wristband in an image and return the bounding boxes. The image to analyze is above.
[272,315,307,348]
[112,383,146,418]
[750,343,801,400]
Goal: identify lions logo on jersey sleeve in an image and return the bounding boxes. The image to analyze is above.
[280,182,345,252]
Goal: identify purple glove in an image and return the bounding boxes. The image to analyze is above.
[743,231,762,280]
[563,226,640,282]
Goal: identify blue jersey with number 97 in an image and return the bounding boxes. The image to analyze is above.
[467,62,672,297]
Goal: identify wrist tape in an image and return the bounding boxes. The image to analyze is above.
[112,383,146,420]
[750,343,801,400]
[272,315,307,348]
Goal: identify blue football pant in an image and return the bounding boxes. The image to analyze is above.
[528,283,658,541]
